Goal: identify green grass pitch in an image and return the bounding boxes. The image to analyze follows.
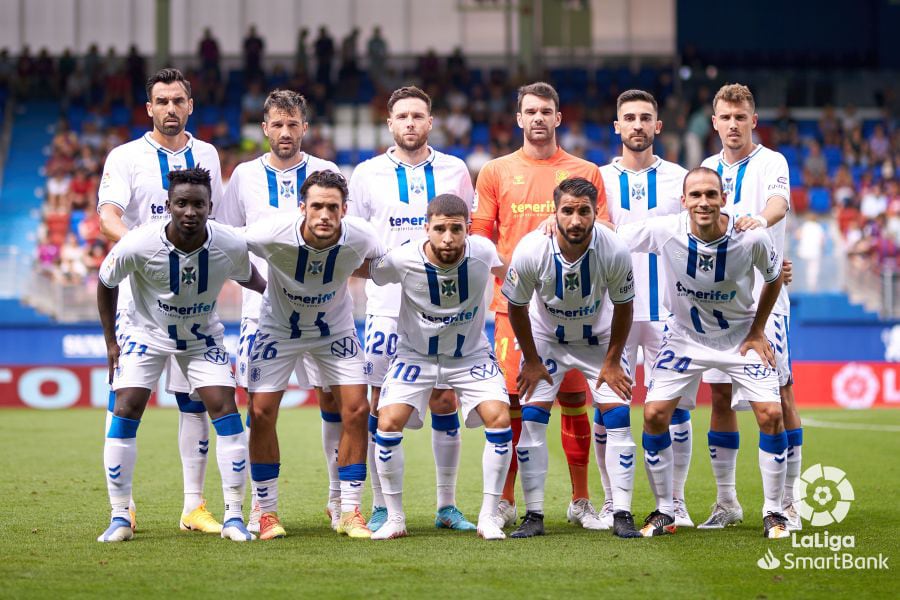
[1,407,896,599]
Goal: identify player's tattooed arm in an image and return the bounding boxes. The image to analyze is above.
[97,283,120,384]
[507,304,552,400]
[740,271,783,368]
[597,300,633,400]
[237,263,266,294]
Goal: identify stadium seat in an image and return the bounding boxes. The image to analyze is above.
[791,186,809,213]
[471,123,490,146]
[808,187,831,214]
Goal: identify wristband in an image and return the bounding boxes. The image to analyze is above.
[753,214,768,228]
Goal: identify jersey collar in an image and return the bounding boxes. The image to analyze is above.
[294,215,347,250]
[143,131,195,156]
[261,153,308,174]
[716,144,762,169]
[386,146,436,169]
[159,220,214,255]
[417,238,470,271]
[550,225,597,265]
[610,155,662,175]
[683,211,735,247]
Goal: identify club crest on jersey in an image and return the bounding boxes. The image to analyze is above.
[308,260,324,275]
[441,279,457,297]
[280,180,294,197]
[410,176,426,194]
[698,254,715,273]
[331,336,359,359]
[181,266,197,285]
[723,177,735,195]
[554,170,570,184]
[630,183,646,202]
[564,272,580,291]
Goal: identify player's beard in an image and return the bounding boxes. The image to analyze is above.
[525,124,555,146]
[155,114,186,137]
[622,132,654,153]
[393,130,428,153]
[556,219,590,245]
[428,241,463,266]
[269,136,301,161]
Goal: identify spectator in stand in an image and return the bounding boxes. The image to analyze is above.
[34,47,55,98]
[36,230,60,276]
[69,168,95,211]
[465,144,492,181]
[447,47,467,87]
[367,27,388,86]
[125,44,146,98]
[78,209,103,247]
[841,103,861,133]
[0,49,13,87]
[15,45,34,98]
[295,28,309,74]
[795,213,827,290]
[58,233,87,284]
[832,165,857,207]
[803,139,828,187]
[869,124,891,163]
[83,239,108,278]
[772,104,797,146]
[46,164,71,213]
[860,179,887,220]
[314,26,335,89]
[243,25,265,80]
[560,121,589,157]
[445,103,472,146]
[240,80,266,125]
[819,105,841,144]
[198,28,221,80]
[419,49,441,86]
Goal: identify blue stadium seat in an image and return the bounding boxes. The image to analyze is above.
[823,145,842,170]
[586,148,607,165]
[471,123,490,146]
[808,187,831,214]
[584,123,604,143]
[335,150,355,165]
[796,120,819,140]
[779,145,800,168]
[108,103,130,127]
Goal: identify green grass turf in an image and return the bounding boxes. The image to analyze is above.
[0,407,896,599]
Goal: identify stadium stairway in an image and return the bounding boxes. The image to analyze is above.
[0,101,57,251]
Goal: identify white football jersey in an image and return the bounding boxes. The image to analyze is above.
[348,147,475,318]
[244,215,382,339]
[99,221,251,350]
[370,235,498,357]
[502,225,635,346]
[98,132,224,229]
[216,153,340,321]
[701,145,790,314]
[600,156,686,322]
[617,212,781,345]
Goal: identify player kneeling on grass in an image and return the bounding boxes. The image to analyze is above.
[97,167,265,543]
[367,194,513,541]
[503,177,640,539]
[616,167,790,539]
[243,170,382,540]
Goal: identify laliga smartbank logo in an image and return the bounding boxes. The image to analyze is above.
[756,464,889,571]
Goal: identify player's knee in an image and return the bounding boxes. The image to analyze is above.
[249,397,278,426]
[709,384,733,412]
[341,399,369,427]
[113,390,146,420]
[643,403,670,432]
[557,391,585,408]
[428,389,457,413]
[755,403,784,434]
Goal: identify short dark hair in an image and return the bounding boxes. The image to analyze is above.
[616,89,658,113]
[264,89,309,122]
[553,177,598,209]
[300,170,349,203]
[427,194,469,221]
[517,82,560,112]
[387,86,432,114]
[167,167,211,201]
[145,68,192,102]
[682,166,723,194]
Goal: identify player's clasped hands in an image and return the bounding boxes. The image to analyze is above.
[739,329,777,369]
[516,359,553,401]
[597,360,633,401]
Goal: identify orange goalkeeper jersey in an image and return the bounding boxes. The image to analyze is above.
[472,146,607,313]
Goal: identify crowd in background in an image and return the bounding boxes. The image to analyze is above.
[0,25,897,291]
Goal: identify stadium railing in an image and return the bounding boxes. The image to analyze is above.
[0,246,33,299]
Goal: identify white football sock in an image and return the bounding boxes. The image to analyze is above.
[104,416,140,520]
[670,409,693,501]
[518,409,550,514]
[592,409,612,502]
[321,411,342,503]
[708,430,740,506]
[602,407,636,513]
[481,427,513,521]
[431,411,461,509]
[212,413,248,522]
[374,430,404,517]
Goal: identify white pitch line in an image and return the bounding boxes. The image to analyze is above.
[803,417,900,432]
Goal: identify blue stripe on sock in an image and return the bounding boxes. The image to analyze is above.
[670,408,691,425]
[708,430,740,449]
[375,432,403,447]
[485,427,513,444]
[431,412,460,431]
[320,410,342,423]
[175,392,206,413]
[593,407,603,425]
[759,431,788,454]
[521,405,551,424]
[212,413,244,436]
[338,463,366,481]
[107,415,140,439]
[251,462,280,482]
[642,431,672,451]
[368,414,378,434]
[786,427,803,447]
[601,405,630,429]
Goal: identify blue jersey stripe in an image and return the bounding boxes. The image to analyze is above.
[295,246,309,282]
[583,324,599,346]
[424,163,436,200]
[555,325,566,344]
[649,253,660,321]
[428,335,439,355]
[647,168,657,210]
[618,171,630,210]
[458,259,469,302]
[314,312,330,337]
[733,161,749,204]
[265,167,279,208]
[198,249,209,293]
[323,246,340,285]
[553,255,564,299]
[424,263,441,306]
[716,161,724,178]
[453,334,465,358]
[395,165,409,203]
[690,307,705,333]
[168,325,186,350]
[715,240,728,282]
[296,164,307,206]
[687,237,698,278]
[289,311,302,339]
[579,255,591,298]
[157,149,170,190]
[168,252,179,294]
[185,148,195,169]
